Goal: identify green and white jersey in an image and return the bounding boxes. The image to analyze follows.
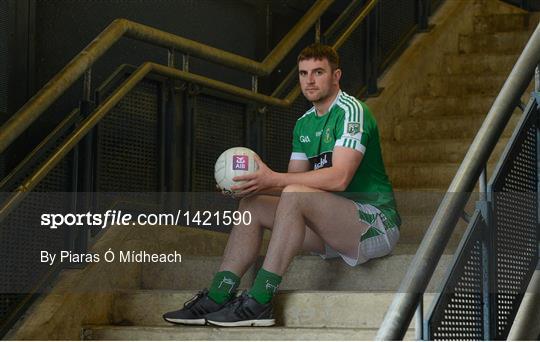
[291,90,400,227]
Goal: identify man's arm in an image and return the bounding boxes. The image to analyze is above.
[232,146,363,194]
[251,159,310,195]
[275,147,362,191]
[288,159,310,173]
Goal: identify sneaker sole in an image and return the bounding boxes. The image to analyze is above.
[207,319,275,327]
[163,317,206,325]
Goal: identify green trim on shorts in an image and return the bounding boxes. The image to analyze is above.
[360,226,383,241]
[357,204,398,242]
[358,211,378,225]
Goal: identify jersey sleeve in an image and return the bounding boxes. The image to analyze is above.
[335,101,369,154]
[290,120,308,160]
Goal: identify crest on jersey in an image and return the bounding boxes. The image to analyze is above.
[347,123,361,134]
[323,127,332,143]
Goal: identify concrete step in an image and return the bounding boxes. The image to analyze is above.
[426,75,506,97]
[141,253,454,292]
[473,13,533,33]
[399,215,469,245]
[393,112,520,141]
[458,31,531,54]
[81,325,415,340]
[471,0,528,15]
[442,53,519,75]
[410,87,534,120]
[387,162,497,189]
[383,137,509,163]
[110,290,435,329]
[411,96,496,118]
[393,190,480,217]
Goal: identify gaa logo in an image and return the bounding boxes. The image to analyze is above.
[232,155,249,170]
[300,135,311,143]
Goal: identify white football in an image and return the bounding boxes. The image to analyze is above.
[214,147,259,195]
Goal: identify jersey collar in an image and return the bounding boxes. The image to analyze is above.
[314,90,342,118]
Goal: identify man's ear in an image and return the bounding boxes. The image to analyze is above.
[333,68,342,84]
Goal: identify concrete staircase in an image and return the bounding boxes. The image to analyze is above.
[81,252,448,340]
[76,196,467,340]
[83,291,435,340]
[384,2,538,191]
[12,1,538,341]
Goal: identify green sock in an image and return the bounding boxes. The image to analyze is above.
[248,268,282,304]
[208,270,240,304]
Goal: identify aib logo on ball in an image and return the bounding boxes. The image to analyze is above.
[232,155,249,170]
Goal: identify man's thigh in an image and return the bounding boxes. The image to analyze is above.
[241,194,326,254]
[282,186,369,259]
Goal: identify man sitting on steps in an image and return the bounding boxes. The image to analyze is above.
[163,43,401,327]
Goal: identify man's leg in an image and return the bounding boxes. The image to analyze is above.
[219,194,326,276]
[204,185,369,327]
[164,189,334,325]
[263,184,369,276]
[163,195,281,324]
[208,192,327,304]
[215,194,326,308]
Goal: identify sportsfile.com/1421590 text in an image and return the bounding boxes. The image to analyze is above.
[40,210,252,229]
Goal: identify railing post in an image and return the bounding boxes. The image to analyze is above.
[252,76,258,93]
[168,48,175,68]
[164,48,181,196]
[478,166,494,340]
[415,298,424,340]
[535,66,539,92]
[315,18,321,43]
[182,84,196,193]
[365,1,380,96]
[534,64,540,224]
[73,68,94,259]
[182,54,190,72]
[416,0,430,32]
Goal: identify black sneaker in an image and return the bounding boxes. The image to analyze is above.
[163,289,231,325]
[205,291,275,327]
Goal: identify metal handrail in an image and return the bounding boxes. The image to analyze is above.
[0,0,381,222]
[376,22,540,340]
[0,0,336,155]
[272,0,379,98]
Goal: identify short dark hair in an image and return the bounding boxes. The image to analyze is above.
[297,43,339,70]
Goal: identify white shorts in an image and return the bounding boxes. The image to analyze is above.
[315,202,400,266]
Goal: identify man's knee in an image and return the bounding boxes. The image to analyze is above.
[280,184,321,209]
[238,195,255,210]
[282,184,317,193]
[238,196,266,217]
[237,195,278,228]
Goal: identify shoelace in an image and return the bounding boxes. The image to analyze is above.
[183,290,207,309]
[226,291,250,313]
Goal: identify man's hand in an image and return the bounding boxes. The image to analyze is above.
[230,154,277,197]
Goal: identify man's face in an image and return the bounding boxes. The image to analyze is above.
[298,58,341,103]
